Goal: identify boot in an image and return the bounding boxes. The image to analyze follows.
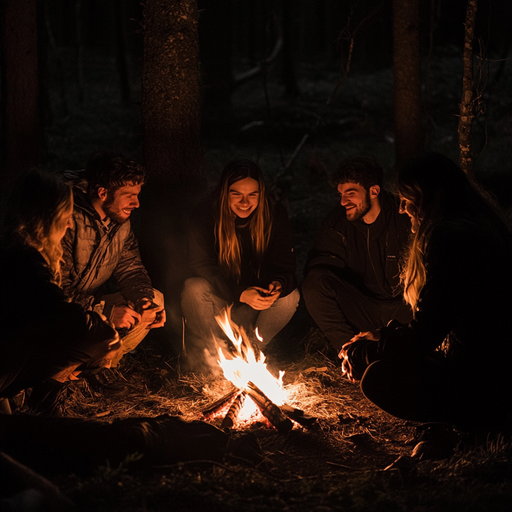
[26,380,71,417]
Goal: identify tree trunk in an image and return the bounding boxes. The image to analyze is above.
[139,0,204,344]
[142,0,202,185]
[458,0,478,175]
[0,0,42,185]
[392,0,423,168]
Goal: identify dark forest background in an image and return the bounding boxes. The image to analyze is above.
[1,0,512,343]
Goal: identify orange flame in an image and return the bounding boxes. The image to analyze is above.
[215,307,286,409]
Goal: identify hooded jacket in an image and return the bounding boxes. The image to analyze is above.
[61,172,154,311]
[304,190,411,300]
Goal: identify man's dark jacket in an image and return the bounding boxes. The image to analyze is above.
[61,173,154,311]
[304,191,411,300]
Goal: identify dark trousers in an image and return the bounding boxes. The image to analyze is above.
[302,268,412,352]
[361,357,510,428]
[0,413,227,476]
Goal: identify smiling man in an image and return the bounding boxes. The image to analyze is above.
[302,156,412,360]
[61,151,165,390]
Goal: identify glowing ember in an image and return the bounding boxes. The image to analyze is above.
[215,307,287,423]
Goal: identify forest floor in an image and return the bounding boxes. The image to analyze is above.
[46,329,512,512]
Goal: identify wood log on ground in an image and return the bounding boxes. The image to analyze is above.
[221,392,246,430]
[201,387,238,420]
[280,404,318,429]
[246,381,293,434]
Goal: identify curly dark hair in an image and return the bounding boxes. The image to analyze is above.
[329,156,383,191]
[85,149,146,199]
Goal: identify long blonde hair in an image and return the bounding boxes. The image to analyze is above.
[397,152,508,313]
[214,160,272,281]
[0,168,72,284]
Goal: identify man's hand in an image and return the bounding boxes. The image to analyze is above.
[137,299,166,329]
[110,305,141,329]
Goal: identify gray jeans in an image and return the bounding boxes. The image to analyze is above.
[181,277,299,356]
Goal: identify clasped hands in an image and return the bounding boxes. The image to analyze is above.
[110,299,166,330]
[239,281,282,310]
[338,329,381,383]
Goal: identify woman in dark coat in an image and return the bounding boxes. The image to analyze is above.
[340,152,512,428]
[181,160,299,369]
[0,168,120,414]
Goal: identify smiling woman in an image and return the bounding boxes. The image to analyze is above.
[181,160,299,372]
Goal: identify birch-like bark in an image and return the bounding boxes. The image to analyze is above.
[458,0,478,175]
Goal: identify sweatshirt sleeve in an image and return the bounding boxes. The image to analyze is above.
[264,202,297,297]
[304,206,349,276]
[112,227,155,306]
[186,202,235,302]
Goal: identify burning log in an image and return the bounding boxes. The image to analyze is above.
[201,387,238,420]
[246,381,293,434]
[221,392,246,429]
[280,404,317,429]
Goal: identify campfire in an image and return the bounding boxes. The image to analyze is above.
[201,307,316,433]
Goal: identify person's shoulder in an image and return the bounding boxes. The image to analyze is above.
[0,244,52,280]
[322,203,347,229]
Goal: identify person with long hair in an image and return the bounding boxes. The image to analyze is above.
[181,159,299,369]
[339,152,512,429]
[0,168,120,415]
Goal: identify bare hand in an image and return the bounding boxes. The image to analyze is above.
[350,330,381,343]
[240,287,276,310]
[338,330,381,383]
[267,281,283,299]
[338,338,359,383]
[110,305,141,329]
[138,299,166,329]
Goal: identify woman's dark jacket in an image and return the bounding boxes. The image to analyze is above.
[377,213,512,373]
[186,198,297,303]
[0,243,117,398]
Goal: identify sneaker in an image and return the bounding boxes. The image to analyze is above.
[26,380,71,417]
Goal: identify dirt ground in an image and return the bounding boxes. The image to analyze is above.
[64,326,416,476]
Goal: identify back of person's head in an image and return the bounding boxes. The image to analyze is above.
[0,168,71,246]
[85,149,146,199]
[397,152,497,226]
[0,168,72,281]
[329,156,383,191]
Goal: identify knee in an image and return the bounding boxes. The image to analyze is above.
[150,288,164,308]
[302,269,336,305]
[181,277,212,302]
[279,288,300,311]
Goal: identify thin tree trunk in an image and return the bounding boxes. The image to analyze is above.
[142,0,202,184]
[392,0,423,168]
[0,0,42,185]
[458,0,478,175]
